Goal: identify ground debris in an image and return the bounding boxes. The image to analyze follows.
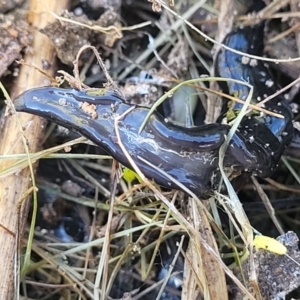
[79,101,98,119]
[0,10,32,77]
[231,231,300,300]
[122,82,161,107]
[0,0,24,13]
[163,40,189,78]
[40,10,121,65]
[86,0,121,10]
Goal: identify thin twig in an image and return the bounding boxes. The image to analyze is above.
[251,176,284,235]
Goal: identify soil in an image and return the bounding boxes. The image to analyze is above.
[1,0,300,299]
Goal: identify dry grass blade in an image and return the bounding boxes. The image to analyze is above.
[0,0,70,298]
[110,94,254,297]
[127,158,255,298]
[156,235,185,300]
[6,0,299,298]
[182,200,228,300]
[0,137,89,179]
[251,176,284,235]
[157,0,300,63]
[118,0,206,80]
[218,80,254,244]
[139,77,258,134]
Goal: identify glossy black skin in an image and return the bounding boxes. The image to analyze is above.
[13,25,293,195]
[13,86,285,195]
[215,24,293,167]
